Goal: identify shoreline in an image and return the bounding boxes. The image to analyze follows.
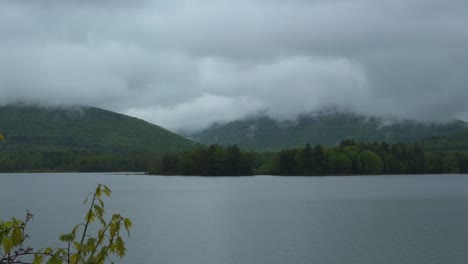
[0,171,466,177]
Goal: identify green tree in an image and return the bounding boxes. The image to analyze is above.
[311,145,325,174]
[158,153,179,175]
[301,144,314,174]
[329,152,352,174]
[342,146,362,174]
[177,152,196,175]
[0,184,131,264]
[360,150,383,175]
[424,152,444,173]
[226,145,241,175]
[212,146,228,175]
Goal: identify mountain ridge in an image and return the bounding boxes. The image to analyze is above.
[419,131,468,153]
[190,111,468,151]
[0,104,198,153]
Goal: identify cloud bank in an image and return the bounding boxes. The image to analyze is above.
[1,0,468,131]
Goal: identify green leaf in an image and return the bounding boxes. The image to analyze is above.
[102,185,112,196]
[109,223,116,237]
[70,225,79,239]
[97,229,105,245]
[11,226,23,245]
[44,247,53,255]
[87,237,96,251]
[55,248,67,256]
[87,256,99,264]
[59,233,73,242]
[98,246,109,261]
[114,237,126,258]
[46,254,63,264]
[93,204,105,218]
[33,254,44,264]
[95,187,102,198]
[83,192,94,205]
[3,221,12,229]
[74,242,89,253]
[124,218,132,236]
[85,210,96,224]
[70,254,78,264]
[2,237,13,254]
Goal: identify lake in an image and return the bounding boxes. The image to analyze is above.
[1,173,468,264]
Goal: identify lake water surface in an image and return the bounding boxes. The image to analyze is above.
[1,173,468,264]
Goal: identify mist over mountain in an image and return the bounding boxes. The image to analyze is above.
[1,0,468,131]
[189,111,468,151]
[420,131,468,153]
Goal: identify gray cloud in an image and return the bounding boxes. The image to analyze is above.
[1,0,468,132]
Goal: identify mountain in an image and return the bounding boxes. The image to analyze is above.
[419,131,468,153]
[0,104,198,153]
[190,112,468,151]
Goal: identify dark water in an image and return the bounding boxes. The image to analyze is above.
[1,173,468,264]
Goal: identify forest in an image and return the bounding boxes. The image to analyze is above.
[0,139,467,175]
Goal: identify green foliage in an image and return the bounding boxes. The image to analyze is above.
[0,151,158,172]
[151,145,256,176]
[0,214,30,258]
[329,152,352,174]
[0,185,131,264]
[0,104,197,153]
[192,113,468,151]
[1,140,467,175]
[0,141,467,176]
[251,141,467,176]
[359,150,383,175]
[146,139,468,176]
[420,131,468,153]
[0,134,4,142]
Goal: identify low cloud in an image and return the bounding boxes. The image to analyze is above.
[1,0,468,132]
[127,94,265,132]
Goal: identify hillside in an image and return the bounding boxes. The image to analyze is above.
[0,104,198,153]
[190,112,468,151]
[419,131,468,153]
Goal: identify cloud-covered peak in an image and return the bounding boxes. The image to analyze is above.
[1,0,468,132]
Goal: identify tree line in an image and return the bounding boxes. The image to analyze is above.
[267,140,468,175]
[1,140,467,175]
[152,140,468,175]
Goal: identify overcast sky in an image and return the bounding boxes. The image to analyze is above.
[1,0,468,132]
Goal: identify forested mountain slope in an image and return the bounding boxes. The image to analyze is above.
[419,131,468,153]
[0,104,197,153]
[191,112,468,151]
